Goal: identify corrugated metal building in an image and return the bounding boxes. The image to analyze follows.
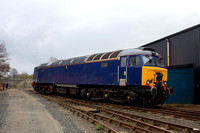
[142,24,200,104]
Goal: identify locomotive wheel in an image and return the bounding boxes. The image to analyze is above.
[46,86,54,94]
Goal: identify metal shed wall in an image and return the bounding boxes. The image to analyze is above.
[143,25,200,67]
[142,24,200,104]
[169,28,199,66]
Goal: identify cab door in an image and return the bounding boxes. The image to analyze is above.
[127,55,142,85]
[33,68,38,83]
[118,56,127,86]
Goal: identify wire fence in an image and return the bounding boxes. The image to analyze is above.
[0,78,32,89]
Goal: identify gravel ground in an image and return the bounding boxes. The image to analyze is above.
[3,88,199,133]
[0,89,102,133]
[0,90,9,131]
[27,91,83,133]
[26,89,106,133]
[1,89,65,133]
[30,90,200,132]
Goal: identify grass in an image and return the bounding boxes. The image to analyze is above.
[112,117,117,120]
[100,111,105,114]
[96,124,103,130]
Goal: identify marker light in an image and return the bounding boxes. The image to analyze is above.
[146,80,150,85]
[163,81,167,86]
[105,94,108,97]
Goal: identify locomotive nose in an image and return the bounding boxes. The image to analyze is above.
[141,66,168,86]
[156,72,163,82]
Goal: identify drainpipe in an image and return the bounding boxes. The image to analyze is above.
[166,38,170,66]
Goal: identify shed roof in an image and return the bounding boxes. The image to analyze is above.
[142,24,200,47]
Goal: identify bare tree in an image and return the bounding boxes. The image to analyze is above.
[48,57,58,63]
[9,68,18,78]
[0,41,10,78]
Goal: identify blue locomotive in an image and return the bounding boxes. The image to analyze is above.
[32,47,173,105]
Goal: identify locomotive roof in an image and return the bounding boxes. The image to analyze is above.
[37,47,161,68]
[119,47,160,57]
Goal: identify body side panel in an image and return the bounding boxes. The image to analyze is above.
[37,60,119,86]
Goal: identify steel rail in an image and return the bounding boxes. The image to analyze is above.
[42,95,173,133]
[158,106,200,115]
[49,94,200,133]
[68,97,200,121]
[40,94,153,133]
[30,91,200,133]
[126,106,200,121]
[58,97,199,133]
[40,95,120,133]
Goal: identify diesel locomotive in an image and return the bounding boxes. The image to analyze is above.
[32,47,173,105]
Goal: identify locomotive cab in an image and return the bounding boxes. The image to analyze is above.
[118,49,173,105]
[119,54,167,87]
[32,67,39,92]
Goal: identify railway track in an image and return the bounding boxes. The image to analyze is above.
[144,106,200,121]
[35,94,152,132]
[30,91,200,133]
[158,106,200,116]
[53,96,200,133]
[117,105,200,121]
[66,97,200,121]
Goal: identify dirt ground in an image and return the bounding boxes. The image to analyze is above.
[0,89,73,133]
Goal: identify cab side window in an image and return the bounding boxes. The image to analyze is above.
[129,56,140,66]
[120,57,127,67]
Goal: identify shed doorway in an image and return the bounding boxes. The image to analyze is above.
[166,65,194,103]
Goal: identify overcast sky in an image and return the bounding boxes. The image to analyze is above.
[1,0,200,74]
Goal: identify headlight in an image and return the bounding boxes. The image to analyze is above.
[163,81,167,86]
[146,80,150,85]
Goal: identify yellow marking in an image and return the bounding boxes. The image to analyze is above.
[87,93,89,96]
[105,94,108,97]
[124,71,126,75]
[127,96,130,99]
[141,66,168,86]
